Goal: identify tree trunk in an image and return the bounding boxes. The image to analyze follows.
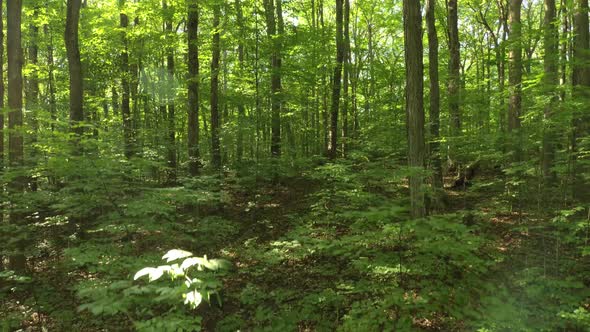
[508,0,522,158]
[7,0,25,273]
[572,0,590,201]
[341,0,350,156]
[45,23,57,132]
[235,0,245,164]
[542,0,558,182]
[187,0,200,175]
[66,0,84,138]
[264,0,282,158]
[210,1,222,170]
[164,0,177,182]
[120,2,133,158]
[403,0,426,218]
[26,8,39,192]
[328,0,344,159]
[426,0,443,190]
[447,0,461,135]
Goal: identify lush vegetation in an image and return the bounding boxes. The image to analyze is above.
[1,0,590,330]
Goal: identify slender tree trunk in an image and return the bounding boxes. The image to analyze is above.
[187,0,200,175]
[164,0,177,182]
[426,0,443,190]
[341,0,350,156]
[264,0,282,158]
[120,2,133,158]
[26,8,39,192]
[66,0,84,138]
[508,0,522,157]
[235,0,245,164]
[542,0,558,182]
[572,0,590,201]
[328,0,344,159]
[0,0,4,228]
[210,1,222,170]
[7,0,25,273]
[403,0,426,218]
[447,0,461,135]
[45,23,57,131]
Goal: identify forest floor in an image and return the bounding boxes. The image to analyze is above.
[2,168,588,331]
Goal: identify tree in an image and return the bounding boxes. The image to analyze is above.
[572,0,590,201]
[403,0,426,218]
[264,0,282,158]
[7,0,25,272]
[426,0,443,190]
[508,0,522,159]
[235,0,245,164]
[447,0,461,135]
[328,0,344,159]
[164,0,177,181]
[66,0,84,138]
[187,0,200,175]
[542,0,558,182]
[341,0,350,156]
[120,0,134,158]
[210,0,222,170]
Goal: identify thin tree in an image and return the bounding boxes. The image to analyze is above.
[164,0,177,181]
[426,0,443,189]
[66,0,84,138]
[447,0,461,135]
[341,0,350,156]
[187,0,200,175]
[403,0,426,218]
[264,0,282,158]
[508,0,522,160]
[542,0,558,182]
[572,0,590,201]
[7,0,25,272]
[210,0,222,170]
[235,0,246,163]
[328,0,344,159]
[120,0,134,158]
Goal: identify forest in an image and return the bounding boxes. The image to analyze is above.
[0,0,589,330]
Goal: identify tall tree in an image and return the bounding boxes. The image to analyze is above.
[164,0,177,181]
[264,0,282,158]
[426,0,443,189]
[542,0,558,182]
[119,0,134,158]
[66,0,84,138]
[508,0,522,157]
[341,0,350,155]
[328,0,344,159]
[403,0,426,218]
[210,1,222,170]
[447,0,461,135]
[235,0,245,163]
[572,0,590,201]
[0,0,4,176]
[7,0,25,272]
[187,0,200,175]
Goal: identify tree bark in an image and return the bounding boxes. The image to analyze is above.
[66,0,84,139]
[235,0,246,164]
[264,0,282,158]
[341,0,350,156]
[120,1,133,158]
[542,0,558,182]
[164,0,177,182]
[328,0,344,159]
[210,1,222,170]
[426,0,443,190]
[572,0,590,201]
[508,0,522,149]
[447,0,461,135]
[187,0,200,175]
[7,0,25,273]
[403,0,426,218]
